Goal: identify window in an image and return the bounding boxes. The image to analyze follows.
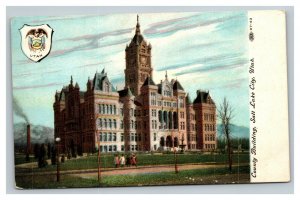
[108,133,112,141]
[110,105,113,114]
[113,145,117,152]
[98,118,102,128]
[113,119,117,129]
[113,133,117,141]
[104,119,107,128]
[113,105,116,115]
[154,133,157,141]
[121,133,124,141]
[120,120,124,129]
[131,133,134,141]
[99,133,102,141]
[105,82,109,92]
[130,108,134,117]
[109,119,112,128]
[109,145,112,152]
[103,133,107,141]
[121,145,124,151]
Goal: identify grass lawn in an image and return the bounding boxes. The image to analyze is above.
[14,154,36,165]
[15,165,250,189]
[16,152,249,173]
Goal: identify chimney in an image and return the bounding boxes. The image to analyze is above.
[27,124,31,154]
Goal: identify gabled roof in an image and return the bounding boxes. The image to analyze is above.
[142,76,156,87]
[173,80,184,91]
[118,87,134,98]
[92,69,116,92]
[193,90,209,104]
[186,94,192,104]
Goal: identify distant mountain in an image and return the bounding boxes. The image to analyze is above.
[217,124,249,139]
[14,123,54,145]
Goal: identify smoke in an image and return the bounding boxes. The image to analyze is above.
[13,96,29,124]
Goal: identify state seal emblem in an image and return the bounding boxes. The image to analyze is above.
[19,24,53,62]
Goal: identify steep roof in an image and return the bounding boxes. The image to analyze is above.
[186,94,192,104]
[142,76,156,87]
[193,90,209,104]
[118,87,134,98]
[92,69,116,92]
[173,80,184,91]
[130,15,145,46]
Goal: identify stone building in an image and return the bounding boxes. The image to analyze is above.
[53,16,217,154]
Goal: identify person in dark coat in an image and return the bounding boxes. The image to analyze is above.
[126,154,131,167]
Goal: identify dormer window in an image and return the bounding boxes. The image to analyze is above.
[164,85,171,97]
[104,82,109,92]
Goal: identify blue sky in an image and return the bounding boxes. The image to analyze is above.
[11,11,249,128]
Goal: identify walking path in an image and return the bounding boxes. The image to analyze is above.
[15,162,249,177]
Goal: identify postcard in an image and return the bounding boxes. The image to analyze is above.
[11,10,289,189]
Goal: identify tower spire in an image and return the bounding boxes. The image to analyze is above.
[136,14,140,35]
[165,71,168,80]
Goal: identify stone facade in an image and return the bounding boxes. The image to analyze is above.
[53,16,217,154]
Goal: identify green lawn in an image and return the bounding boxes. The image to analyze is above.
[14,154,36,165]
[18,152,249,172]
[15,165,250,189]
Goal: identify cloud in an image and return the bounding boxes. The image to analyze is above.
[144,12,244,38]
[29,14,99,23]
[13,82,65,90]
[174,58,248,76]
[13,69,62,78]
[58,27,133,42]
[157,52,245,72]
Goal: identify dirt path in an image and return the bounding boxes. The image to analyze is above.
[71,163,247,179]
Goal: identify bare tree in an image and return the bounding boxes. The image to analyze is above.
[218,97,234,172]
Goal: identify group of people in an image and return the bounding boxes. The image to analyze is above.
[114,154,137,168]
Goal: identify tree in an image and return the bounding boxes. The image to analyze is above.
[33,143,40,159]
[38,143,48,168]
[47,143,51,159]
[218,98,234,172]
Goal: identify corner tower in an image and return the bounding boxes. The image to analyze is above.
[125,15,153,96]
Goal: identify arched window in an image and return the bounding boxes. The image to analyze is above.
[113,133,117,141]
[110,105,113,114]
[113,105,116,115]
[105,82,109,92]
[120,120,124,129]
[106,105,109,114]
[131,120,134,129]
[109,119,112,128]
[103,133,107,141]
[102,104,105,114]
[108,133,112,141]
[104,119,107,128]
[113,119,117,129]
[99,118,102,128]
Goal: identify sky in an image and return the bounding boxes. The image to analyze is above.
[11,11,249,128]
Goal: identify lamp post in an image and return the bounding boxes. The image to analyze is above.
[55,137,61,182]
[97,141,101,183]
[174,146,179,174]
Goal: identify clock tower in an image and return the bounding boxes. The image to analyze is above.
[125,15,153,96]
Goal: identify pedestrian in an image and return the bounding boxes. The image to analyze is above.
[131,154,137,167]
[114,154,119,168]
[120,154,125,167]
[126,154,131,167]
